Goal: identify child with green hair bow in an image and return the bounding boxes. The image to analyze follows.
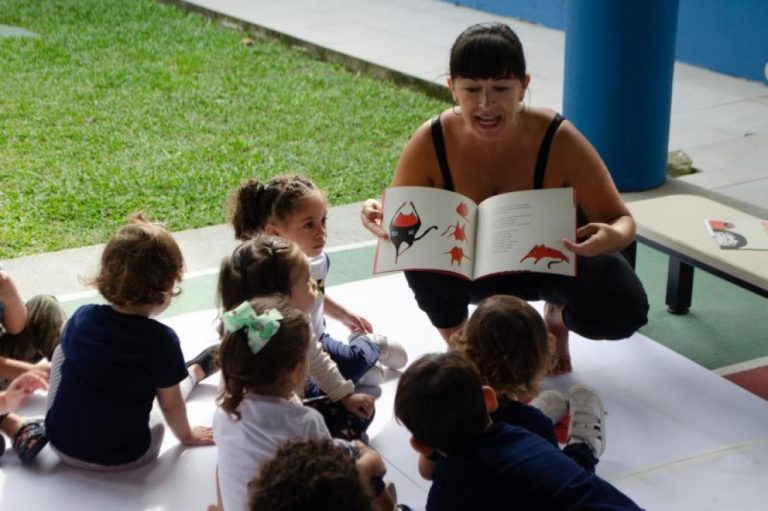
[221,302,284,355]
[212,295,334,511]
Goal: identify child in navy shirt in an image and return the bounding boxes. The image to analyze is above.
[44,214,215,469]
[394,353,643,511]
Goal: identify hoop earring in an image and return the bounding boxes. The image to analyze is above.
[518,88,531,113]
[452,100,461,116]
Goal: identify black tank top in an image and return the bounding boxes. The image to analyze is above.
[430,113,565,191]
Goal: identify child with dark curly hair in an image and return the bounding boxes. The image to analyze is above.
[247,438,398,511]
[44,214,215,470]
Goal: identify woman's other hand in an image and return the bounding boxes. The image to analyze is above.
[361,199,388,239]
[562,220,627,257]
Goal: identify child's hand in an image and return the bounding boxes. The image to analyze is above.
[182,425,215,446]
[341,312,373,335]
[31,361,51,382]
[3,371,48,412]
[340,392,375,419]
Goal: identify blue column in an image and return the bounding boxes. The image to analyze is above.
[563,0,679,191]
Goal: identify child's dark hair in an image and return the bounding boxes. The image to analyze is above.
[450,22,526,81]
[248,439,372,511]
[228,174,320,241]
[217,235,307,312]
[218,295,310,419]
[90,213,183,306]
[394,352,490,454]
[452,295,553,398]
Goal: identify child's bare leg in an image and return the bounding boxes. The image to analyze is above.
[0,412,23,437]
[545,302,572,375]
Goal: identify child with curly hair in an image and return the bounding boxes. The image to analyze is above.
[452,294,606,472]
[44,214,215,470]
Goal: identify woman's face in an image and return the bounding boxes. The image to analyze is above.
[449,75,529,140]
[289,256,319,315]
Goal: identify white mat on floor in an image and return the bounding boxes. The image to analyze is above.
[2,273,767,510]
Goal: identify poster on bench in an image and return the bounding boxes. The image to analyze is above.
[705,218,768,250]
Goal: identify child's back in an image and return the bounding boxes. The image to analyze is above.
[45,214,214,469]
[395,353,643,511]
[214,295,330,511]
[46,304,186,464]
[428,421,637,511]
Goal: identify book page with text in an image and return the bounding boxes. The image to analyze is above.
[474,188,576,278]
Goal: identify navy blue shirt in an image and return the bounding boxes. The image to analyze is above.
[46,304,188,465]
[427,423,643,511]
[491,398,558,446]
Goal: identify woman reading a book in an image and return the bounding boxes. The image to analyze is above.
[360,22,648,374]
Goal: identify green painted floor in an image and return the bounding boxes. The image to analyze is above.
[60,243,767,371]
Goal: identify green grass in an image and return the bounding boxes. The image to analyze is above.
[0,0,448,258]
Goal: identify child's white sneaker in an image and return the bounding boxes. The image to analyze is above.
[369,333,408,370]
[567,384,606,458]
[356,363,385,387]
[529,389,568,423]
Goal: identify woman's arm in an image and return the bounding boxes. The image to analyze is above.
[549,120,635,256]
[361,118,443,238]
[156,384,214,446]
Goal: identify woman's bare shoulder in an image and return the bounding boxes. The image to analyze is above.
[392,112,450,187]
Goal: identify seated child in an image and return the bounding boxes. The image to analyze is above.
[0,265,66,462]
[247,438,401,511]
[394,352,644,511]
[214,295,330,510]
[218,235,375,440]
[453,295,606,471]
[228,175,407,387]
[44,214,215,470]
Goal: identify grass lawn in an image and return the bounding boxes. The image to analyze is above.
[0,0,447,258]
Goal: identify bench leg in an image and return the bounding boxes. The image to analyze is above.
[666,256,694,314]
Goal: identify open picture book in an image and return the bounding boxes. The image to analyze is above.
[373,186,577,280]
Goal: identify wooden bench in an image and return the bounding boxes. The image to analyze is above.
[625,194,768,314]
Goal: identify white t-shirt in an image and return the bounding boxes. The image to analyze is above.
[309,252,329,340]
[213,393,330,511]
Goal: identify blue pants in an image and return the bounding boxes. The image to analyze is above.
[320,332,380,382]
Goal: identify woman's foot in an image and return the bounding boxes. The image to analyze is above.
[544,302,572,375]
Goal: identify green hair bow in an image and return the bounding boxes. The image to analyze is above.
[222,302,283,354]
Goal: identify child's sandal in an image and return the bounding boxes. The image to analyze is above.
[13,419,48,463]
[185,344,220,382]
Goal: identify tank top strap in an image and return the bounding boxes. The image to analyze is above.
[430,116,455,191]
[533,113,565,190]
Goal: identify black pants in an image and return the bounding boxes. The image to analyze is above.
[405,251,648,340]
